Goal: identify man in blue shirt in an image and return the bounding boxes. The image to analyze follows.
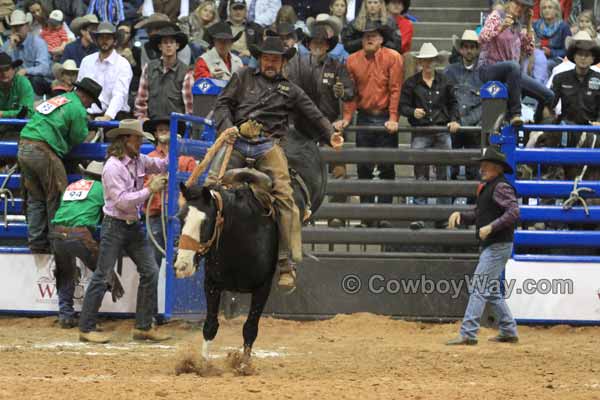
[61,14,99,66]
[2,10,52,95]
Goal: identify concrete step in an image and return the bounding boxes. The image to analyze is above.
[413,21,478,38]
[411,36,453,52]
[415,0,487,7]
[411,7,485,23]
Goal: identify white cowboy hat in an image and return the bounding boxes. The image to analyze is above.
[565,30,600,64]
[7,9,32,26]
[306,13,343,37]
[452,30,479,52]
[52,59,79,79]
[78,161,104,179]
[415,42,440,59]
[106,119,155,141]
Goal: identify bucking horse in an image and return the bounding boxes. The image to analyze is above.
[173,128,327,366]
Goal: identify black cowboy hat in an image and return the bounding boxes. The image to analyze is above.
[0,52,22,69]
[265,22,304,42]
[385,0,411,14]
[143,116,186,135]
[303,24,338,53]
[73,77,103,107]
[566,31,600,65]
[250,36,297,60]
[362,20,393,42]
[206,21,243,45]
[473,146,513,174]
[149,23,189,52]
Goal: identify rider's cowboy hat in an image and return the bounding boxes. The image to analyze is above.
[91,22,117,40]
[70,14,99,37]
[306,13,343,37]
[52,59,78,79]
[73,77,103,107]
[566,30,600,65]
[78,161,104,180]
[452,30,479,52]
[149,24,188,52]
[6,9,32,26]
[206,21,243,45]
[106,119,155,141]
[0,52,22,69]
[473,146,513,174]
[250,36,297,60]
[134,13,171,31]
[303,24,338,53]
[384,0,411,13]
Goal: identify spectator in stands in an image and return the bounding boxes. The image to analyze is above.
[274,5,309,34]
[136,14,192,67]
[268,22,309,56]
[282,0,330,21]
[135,25,193,121]
[40,10,70,61]
[246,0,281,27]
[227,0,264,65]
[572,9,597,36]
[339,21,402,227]
[522,45,549,83]
[400,43,460,223]
[50,59,78,96]
[478,0,555,123]
[342,0,402,54]
[0,52,33,142]
[78,22,133,121]
[49,0,86,25]
[17,77,101,253]
[178,0,219,57]
[26,0,48,36]
[547,29,600,88]
[78,119,170,344]
[115,21,138,68]
[50,161,123,329]
[306,13,349,63]
[193,21,243,80]
[147,0,184,22]
[61,14,99,66]
[330,0,349,26]
[551,31,600,127]
[143,116,196,324]
[386,0,413,54]
[445,30,483,182]
[447,147,519,346]
[570,1,600,25]
[533,0,572,70]
[532,0,573,20]
[3,9,52,96]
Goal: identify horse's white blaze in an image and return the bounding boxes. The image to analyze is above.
[202,340,211,359]
[174,206,206,278]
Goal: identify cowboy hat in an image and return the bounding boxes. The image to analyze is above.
[91,22,117,40]
[70,14,99,37]
[514,0,534,7]
[265,22,304,41]
[415,42,440,59]
[306,13,342,37]
[52,59,78,79]
[385,0,411,14]
[473,146,513,174]
[566,30,600,64]
[106,119,155,141]
[78,161,104,180]
[361,20,393,42]
[452,30,479,52]
[134,13,171,31]
[73,77,102,107]
[149,24,188,52]
[206,21,243,45]
[0,52,22,69]
[250,36,296,60]
[303,24,339,53]
[143,116,186,135]
[7,9,32,26]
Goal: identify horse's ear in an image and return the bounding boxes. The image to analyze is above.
[180,182,189,200]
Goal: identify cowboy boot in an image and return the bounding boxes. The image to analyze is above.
[277,258,297,291]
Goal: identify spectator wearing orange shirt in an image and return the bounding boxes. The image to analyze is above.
[40,10,70,61]
[193,21,244,81]
[338,21,403,227]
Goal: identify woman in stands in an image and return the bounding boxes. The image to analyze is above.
[386,0,413,54]
[178,0,219,57]
[330,0,349,27]
[341,0,402,53]
[533,0,572,70]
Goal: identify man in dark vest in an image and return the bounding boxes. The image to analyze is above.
[134,24,194,120]
[446,147,520,345]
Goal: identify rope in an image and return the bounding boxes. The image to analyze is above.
[185,128,236,188]
[563,133,597,215]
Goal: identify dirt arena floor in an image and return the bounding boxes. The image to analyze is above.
[1,314,600,400]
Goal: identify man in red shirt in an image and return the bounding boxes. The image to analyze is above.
[193,22,244,81]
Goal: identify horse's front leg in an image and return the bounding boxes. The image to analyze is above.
[202,282,222,360]
[242,277,273,360]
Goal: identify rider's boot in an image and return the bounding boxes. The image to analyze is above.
[277,258,297,290]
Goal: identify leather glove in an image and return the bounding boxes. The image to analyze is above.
[149,175,168,193]
[333,80,344,99]
[239,119,263,139]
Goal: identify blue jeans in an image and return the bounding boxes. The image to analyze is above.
[356,112,398,204]
[79,216,159,332]
[460,242,518,339]
[411,132,452,205]
[479,61,555,118]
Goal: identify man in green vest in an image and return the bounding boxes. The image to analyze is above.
[50,161,123,328]
[0,52,33,145]
[17,77,102,253]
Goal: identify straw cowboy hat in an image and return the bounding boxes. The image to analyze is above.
[78,161,104,180]
[566,30,600,65]
[52,59,79,79]
[250,36,297,60]
[91,22,117,39]
[452,30,479,52]
[415,42,440,59]
[306,13,343,37]
[473,147,513,174]
[73,77,103,107]
[6,9,32,26]
[70,14,99,37]
[106,119,155,141]
[149,24,189,52]
[134,13,171,31]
